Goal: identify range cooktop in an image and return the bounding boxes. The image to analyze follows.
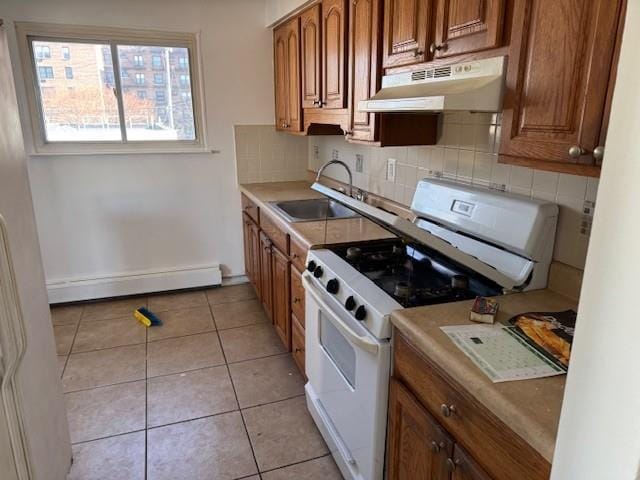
[328,239,502,308]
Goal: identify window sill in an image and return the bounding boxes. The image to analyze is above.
[29,146,217,157]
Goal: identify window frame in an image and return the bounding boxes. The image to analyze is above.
[16,22,207,155]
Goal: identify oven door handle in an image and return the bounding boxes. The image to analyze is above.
[303,272,379,355]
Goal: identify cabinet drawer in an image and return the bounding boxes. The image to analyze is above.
[393,331,551,480]
[291,313,306,378]
[290,266,305,325]
[241,194,259,223]
[290,236,308,273]
[260,211,289,255]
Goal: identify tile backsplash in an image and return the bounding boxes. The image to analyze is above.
[308,113,598,270]
[235,125,308,184]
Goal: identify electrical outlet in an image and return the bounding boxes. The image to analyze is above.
[355,154,364,173]
[386,158,397,182]
[332,149,339,161]
[313,145,319,160]
[581,200,596,236]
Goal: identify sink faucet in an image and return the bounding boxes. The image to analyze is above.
[315,160,353,198]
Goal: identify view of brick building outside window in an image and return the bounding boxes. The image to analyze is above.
[32,40,196,142]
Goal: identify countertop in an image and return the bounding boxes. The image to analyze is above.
[391,289,576,463]
[239,181,396,248]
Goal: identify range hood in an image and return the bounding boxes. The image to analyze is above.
[358,56,506,113]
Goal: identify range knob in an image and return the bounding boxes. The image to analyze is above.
[326,279,339,294]
[307,260,317,272]
[355,305,367,321]
[313,265,324,278]
[344,296,356,311]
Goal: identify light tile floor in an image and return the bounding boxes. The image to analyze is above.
[52,284,344,480]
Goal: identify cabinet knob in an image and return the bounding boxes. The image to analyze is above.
[293,297,301,304]
[568,145,585,158]
[429,42,446,54]
[430,441,440,453]
[593,145,605,162]
[294,347,304,353]
[414,50,424,57]
[440,403,456,417]
[446,458,460,472]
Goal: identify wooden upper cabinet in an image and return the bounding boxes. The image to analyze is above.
[322,0,348,108]
[450,444,492,480]
[274,17,302,132]
[301,5,322,109]
[383,0,433,69]
[348,0,383,142]
[387,378,453,480]
[500,0,624,174]
[433,0,505,58]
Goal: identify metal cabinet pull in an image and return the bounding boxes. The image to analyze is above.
[429,42,446,54]
[414,50,424,57]
[568,145,585,158]
[430,441,440,453]
[293,297,301,304]
[294,347,304,353]
[446,458,460,472]
[440,403,456,417]
[593,145,605,162]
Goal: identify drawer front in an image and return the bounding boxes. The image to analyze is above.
[260,210,289,255]
[291,313,306,378]
[241,194,259,223]
[393,332,551,480]
[290,236,308,273]
[290,266,305,325]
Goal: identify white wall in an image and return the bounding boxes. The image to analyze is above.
[265,0,312,26]
[1,0,275,299]
[551,2,640,478]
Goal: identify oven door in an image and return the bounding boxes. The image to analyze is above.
[303,272,390,480]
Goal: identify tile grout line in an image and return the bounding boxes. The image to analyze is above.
[60,305,85,381]
[144,321,149,480]
[258,453,334,475]
[207,301,262,477]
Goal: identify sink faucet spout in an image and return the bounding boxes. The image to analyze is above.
[315,160,353,198]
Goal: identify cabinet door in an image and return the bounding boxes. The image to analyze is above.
[387,378,453,480]
[500,0,623,169]
[274,17,302,132]
[432,0,505,59]
[272,246,291,350]
[301,4,322,109]
[290,266,305,324]
[291,313,306,377]
[450,444,492,480]
[382,0,433,69]
[249,221,261,297]
[242,214,254,285]
[322,0,348,108]
[274,24,289,130]
[348,0,382,142]
[259,232,273,320]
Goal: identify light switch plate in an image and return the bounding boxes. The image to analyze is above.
[387,158,397,182]
[355,154,364,173]
[313,145,319,160]
[332,149,339,161]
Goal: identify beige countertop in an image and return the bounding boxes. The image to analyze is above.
[391,289,576,463]
[239,181,396,248]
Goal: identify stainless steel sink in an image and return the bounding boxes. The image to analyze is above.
[268,198,359,223]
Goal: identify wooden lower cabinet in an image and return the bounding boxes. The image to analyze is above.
[290,266,305,322]
[272,246,291,350]
[291,313,306,377]
[450,444,492,480]
[387,378,453,480]
[388,331,551,480]
[259,232,274,320]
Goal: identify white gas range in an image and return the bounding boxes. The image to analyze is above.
[303,179,559,480]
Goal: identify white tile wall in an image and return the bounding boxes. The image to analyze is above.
[308,113,599,270]
[235,125,308,184]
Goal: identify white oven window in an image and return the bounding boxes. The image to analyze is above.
[320,311,356,388]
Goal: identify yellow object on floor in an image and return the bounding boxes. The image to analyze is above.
[134,309,152,327]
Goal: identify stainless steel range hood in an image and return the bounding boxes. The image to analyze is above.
[358,56,506,113]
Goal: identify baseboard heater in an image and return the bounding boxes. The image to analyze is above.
[47,263,222,304]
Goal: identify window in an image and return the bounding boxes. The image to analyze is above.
[34,44,51,59]
[38,66,54,79]
[178,56,188,70]
[19,24,202,152]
